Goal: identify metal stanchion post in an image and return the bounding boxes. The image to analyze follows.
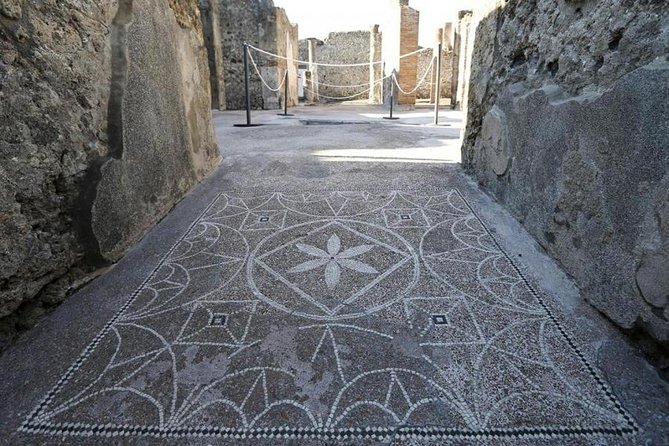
[434,28,443,126]
[277,71,294,117]
[383,69,399,120]
[234,43,263,127]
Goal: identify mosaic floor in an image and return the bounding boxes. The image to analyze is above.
[20,189,637,442]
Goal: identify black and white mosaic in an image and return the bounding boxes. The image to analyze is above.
[20,190,638,441]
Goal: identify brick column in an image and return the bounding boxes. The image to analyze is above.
[397,4,419,106]
[369,24,383,104]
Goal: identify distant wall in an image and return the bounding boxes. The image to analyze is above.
[462,0,669,354]
[199,0,226,110]
[217,0,297,110]
[416,47,453,101]
[315,31,371,99]
[0,0,220,349]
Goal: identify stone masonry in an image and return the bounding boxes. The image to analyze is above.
[369,25,383,104]
[416,46,453,101]
[308,31,371,100]
[462,0,669,364]
[199,0,226,110]
[0,0,220,349]
[451,10,474,110]
[216,0,298,110]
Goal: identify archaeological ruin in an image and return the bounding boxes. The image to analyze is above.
[0,0,667,444]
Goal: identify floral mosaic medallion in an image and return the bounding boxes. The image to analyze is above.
[21,190,637,442]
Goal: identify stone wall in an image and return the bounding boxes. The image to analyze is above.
[274,8,299,108]
[462,0,669,357]
[314,31,371,99]
[0,0,220,349]
[199,0,226,110]
[416,47,453,101]
[217,0,297,110]
[369,25,383,104]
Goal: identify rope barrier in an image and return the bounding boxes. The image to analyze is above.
[303,85,374,101]
[247,50,287,92]
[246,43,430,68]
[392,55,435,96]
[313,74,391,90]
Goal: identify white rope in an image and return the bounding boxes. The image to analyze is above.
[247,43,430,68]
[314,74,391,89]
[392,55,435,95]
[398,46,432,60]
[248,50,287,92]
[304,86,374,101]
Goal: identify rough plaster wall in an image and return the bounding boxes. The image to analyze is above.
[0,0,220,349]
[316,31,371,99]
[462,0,669,359]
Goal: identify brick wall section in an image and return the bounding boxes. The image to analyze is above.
[397,5,419,105]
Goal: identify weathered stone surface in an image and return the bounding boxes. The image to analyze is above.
[199,0,226,110]
[217,0,297,110]
[416,46,453,101]
[462,0,669,352]
[0,0,219,349]
[307,31,371,99]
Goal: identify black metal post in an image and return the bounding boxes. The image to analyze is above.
[243,43,251,124]
[383,69,400,120]
[277,70,294,117]
[234,43,263,127]
[434,35,443,125]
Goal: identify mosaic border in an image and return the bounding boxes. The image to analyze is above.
[18,188,639,441]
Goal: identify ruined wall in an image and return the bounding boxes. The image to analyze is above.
[416,47,453,100]
[0,0,220,349]
[462,0,669,355]
[315,31,371,99]
[217,0,297,110]
[199,0,226,110]
[274,8,298,107]
[369,25,383,104]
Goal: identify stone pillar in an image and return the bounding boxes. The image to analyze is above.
[456,11,474,111]
[199,0,226,110]
[451,11,472,110]
[284,22,299,107]
[443,22,454,51]
[397,3,419,106]
[307,38,319,103]
[369,24,383,104]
